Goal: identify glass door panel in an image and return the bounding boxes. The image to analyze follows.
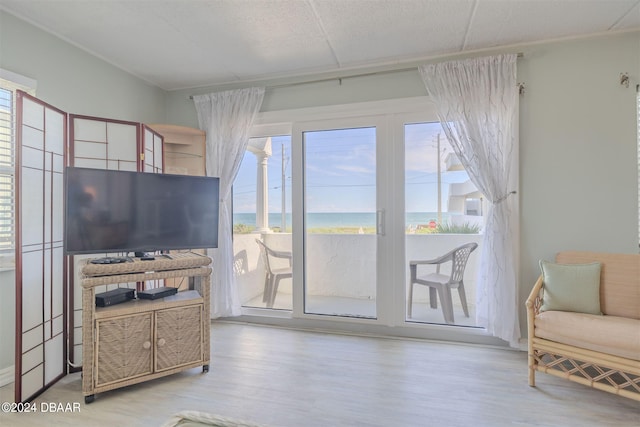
[404,122,482,327]
[234,135,293,310]
[303,127,376,318]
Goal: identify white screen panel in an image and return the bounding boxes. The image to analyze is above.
[53,153,64,173]
[74,140,106,160]
[74,345,82,367]
[144,148,153,172]
[44,320,51,340]
[22,325,43,353]
[22,250,44,332]
[154,134,163,167]
[107,123,137,161]
[52,315,63,336]
[21,168,44,246]
[21,144,43,171]
[73,322,82,342]
[21,344,43,375]
[52,247,64,316]
[44,248,51,321]
[21,366,43,401]
[74,158,106,169]
[108,159,137,171]
[74,118,106,142]
[52,175,64,241]
[21,125,44,153]
[22,98,44,131]
[44,335,64,384]
[44,172,51,239]
[44,109,65,154]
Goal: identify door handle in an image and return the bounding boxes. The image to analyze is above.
[376,209,385,236]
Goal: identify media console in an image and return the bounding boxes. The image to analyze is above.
[81,252,212,403]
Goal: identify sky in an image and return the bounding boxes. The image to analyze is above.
[233,122,471,214]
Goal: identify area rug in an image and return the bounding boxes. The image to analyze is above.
[161,410,270,427]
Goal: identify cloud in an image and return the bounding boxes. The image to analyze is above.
[336,164,373,174]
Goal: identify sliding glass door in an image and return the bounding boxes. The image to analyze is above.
[404,121,482,327]
[236,100,491,343]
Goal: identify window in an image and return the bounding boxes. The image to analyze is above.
[0,72,35,266]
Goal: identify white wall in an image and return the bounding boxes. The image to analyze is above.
[0,270,15,377]
[167,31,639,339]
[0,11,166,122]
[517,32,639,332]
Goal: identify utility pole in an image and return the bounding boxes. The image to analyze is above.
[281,143,286,233]
[437,133,442,225]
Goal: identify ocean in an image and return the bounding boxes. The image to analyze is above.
[234,212,451,229]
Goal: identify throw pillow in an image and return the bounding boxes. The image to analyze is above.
[539,260,602,315]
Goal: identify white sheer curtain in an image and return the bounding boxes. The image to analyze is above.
[419,54,520,346]
[193,87,265,318]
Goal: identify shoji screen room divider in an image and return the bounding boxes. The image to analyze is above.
[15,91,163,402]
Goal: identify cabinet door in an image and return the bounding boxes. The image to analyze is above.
[95,313,153,387]
[155,305,203,372]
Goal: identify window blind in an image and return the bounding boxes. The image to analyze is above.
[0,87,14,255]
[0,77,33,256]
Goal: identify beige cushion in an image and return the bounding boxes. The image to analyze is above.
[535,311,640,361]
[539,260,601,315]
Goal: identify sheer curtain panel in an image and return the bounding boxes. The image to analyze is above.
[419,54,520,346]
[194,87,265,318]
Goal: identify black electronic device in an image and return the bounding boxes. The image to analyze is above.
[64,167,220,255]
[137,286,178,300]
[95,287,135,307]
[90,256,131,265]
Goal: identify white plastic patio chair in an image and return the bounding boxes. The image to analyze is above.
[408,242,478,324]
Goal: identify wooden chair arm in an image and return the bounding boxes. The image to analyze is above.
[525,275,544,314]
[526,275,544,353]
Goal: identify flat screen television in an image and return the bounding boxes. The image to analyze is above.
[64,167,219,255]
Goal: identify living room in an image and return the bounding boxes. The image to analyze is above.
[0,1,639,426]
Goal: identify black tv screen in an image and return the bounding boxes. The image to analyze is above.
[64,167,219,255]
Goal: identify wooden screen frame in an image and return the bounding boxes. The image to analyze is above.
[14,91,68,402]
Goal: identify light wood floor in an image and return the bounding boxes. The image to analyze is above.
[1,321,639,426]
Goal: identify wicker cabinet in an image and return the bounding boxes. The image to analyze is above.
[81,254,212,403]
[155,304,203,371]
[95,313,153,387]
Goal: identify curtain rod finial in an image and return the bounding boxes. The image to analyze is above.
[620,72,629,88]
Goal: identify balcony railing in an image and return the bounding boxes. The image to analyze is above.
[233,232,482,327]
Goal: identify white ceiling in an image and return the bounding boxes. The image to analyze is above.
[1,0,639,91]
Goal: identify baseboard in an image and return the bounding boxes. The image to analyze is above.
[0,365,14,387]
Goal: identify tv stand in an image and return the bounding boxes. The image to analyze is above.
[81,253,212,403]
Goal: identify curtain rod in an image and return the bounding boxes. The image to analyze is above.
[189,53,524,99]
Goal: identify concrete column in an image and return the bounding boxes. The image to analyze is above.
[255,152,270,233]
[248,137,272,233]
